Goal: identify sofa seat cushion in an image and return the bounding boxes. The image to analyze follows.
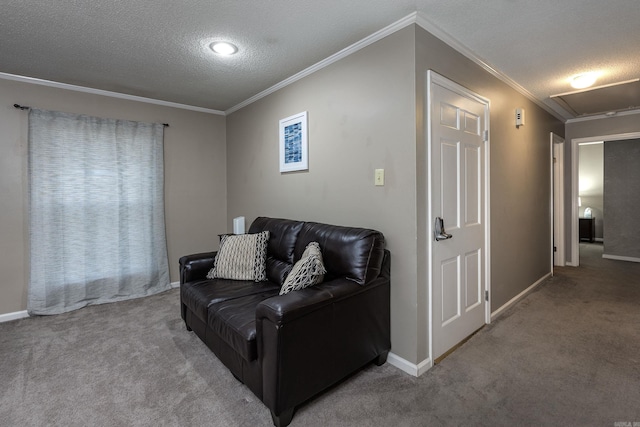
[208,289,280,362]
[181,279,278,323]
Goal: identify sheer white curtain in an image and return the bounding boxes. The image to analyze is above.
[28,109,170,315]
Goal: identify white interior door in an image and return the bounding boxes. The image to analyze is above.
[428,72,489,361]
[552,133,565,267]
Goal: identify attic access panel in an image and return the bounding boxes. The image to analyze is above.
[551,79,640,117]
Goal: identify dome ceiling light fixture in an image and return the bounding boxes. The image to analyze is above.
[209,41,238,56]
[570,72,598,89]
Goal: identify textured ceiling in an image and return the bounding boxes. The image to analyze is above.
[2,0,640,120]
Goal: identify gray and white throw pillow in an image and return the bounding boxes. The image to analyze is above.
[207,231,269,282]
[279,242,326,295]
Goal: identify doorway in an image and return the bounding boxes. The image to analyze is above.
[552,133,565,269]
[427,71,490,362]
[570,131,640,266]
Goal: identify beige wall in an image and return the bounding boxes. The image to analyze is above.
[566,114,640,140]
[415,26,565,307]
[414,27,564,362]
[227,27,419,361]
[227,24,564,366]
[0,78,227,315]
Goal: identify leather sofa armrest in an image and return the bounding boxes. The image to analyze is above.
[255,278,361,324]
[256,275,390,417]
[179,252,217,284]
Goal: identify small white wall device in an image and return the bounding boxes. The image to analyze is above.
[233,216,245,234]
[515,108,525,127]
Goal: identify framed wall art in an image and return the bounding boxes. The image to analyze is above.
[279,111,308,173]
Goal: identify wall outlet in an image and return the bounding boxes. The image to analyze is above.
[375,169,385,186]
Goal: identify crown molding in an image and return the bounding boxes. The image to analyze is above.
[0,72,225,115]
[227,11,567,123]
[414,12,567,123]
[225,12,419,115]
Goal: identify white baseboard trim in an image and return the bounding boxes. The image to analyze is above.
[387,352,432,377]
[603,254,640,263]
[2,283,179,323]
[0,310,29,323]
[491,272,552,320]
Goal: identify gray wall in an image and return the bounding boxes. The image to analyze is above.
[603,139,640,258]
[0,78,227,315]
[415,26,564,361]
[226,24,564,365]
[565,114,640,262]
[227,27,419,362]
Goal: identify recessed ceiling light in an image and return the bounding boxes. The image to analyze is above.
[570,72,598,89]
[209,42,238,56]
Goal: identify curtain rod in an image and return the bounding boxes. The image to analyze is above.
[13,104,169,127]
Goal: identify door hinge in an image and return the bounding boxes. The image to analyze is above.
[483,130,489,142]
[554,246,557,252]
[485,290,489,301]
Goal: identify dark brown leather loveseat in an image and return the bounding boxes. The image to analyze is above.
[179,217,390,426]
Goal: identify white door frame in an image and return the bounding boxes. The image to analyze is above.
[427,71,491,366]
[551,133,565,270]
[570,131,640,266]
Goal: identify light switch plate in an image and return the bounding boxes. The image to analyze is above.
[374,169,385,186]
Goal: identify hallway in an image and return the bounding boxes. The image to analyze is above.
[399,240,640,425]
[566,241,640,293]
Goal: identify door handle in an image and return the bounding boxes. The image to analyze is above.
[434,217,453,241]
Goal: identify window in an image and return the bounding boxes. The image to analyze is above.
[28,109,170,315]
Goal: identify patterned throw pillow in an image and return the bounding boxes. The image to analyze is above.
[207,231,269,282]
[279,242,326,295]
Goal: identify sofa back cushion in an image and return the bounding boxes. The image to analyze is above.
[248,217,304,284]
[294,222,385,285]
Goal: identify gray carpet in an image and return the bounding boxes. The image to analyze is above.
[1,243,639,426]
